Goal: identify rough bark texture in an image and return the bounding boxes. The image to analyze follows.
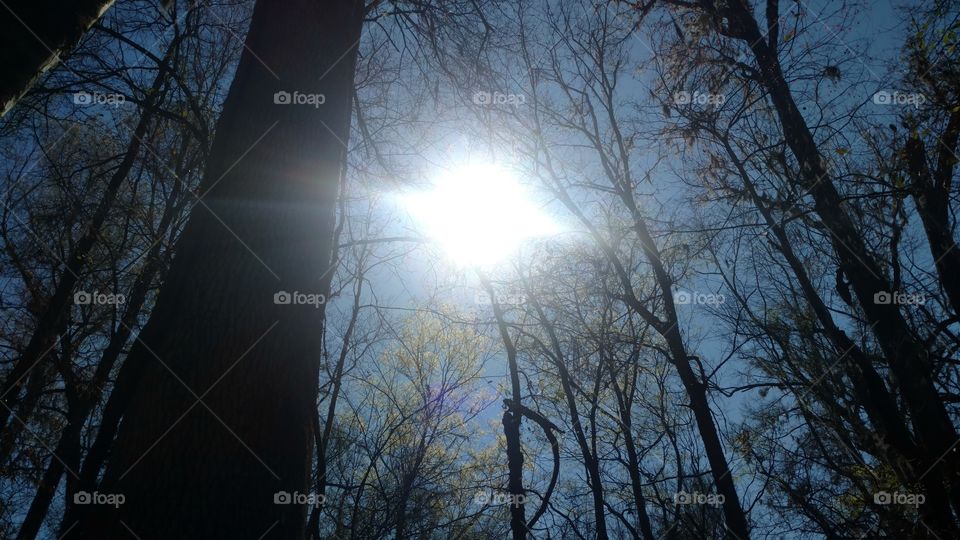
[0,0,114,116]
[68,1,364,537]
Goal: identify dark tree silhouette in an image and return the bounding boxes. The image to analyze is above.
[68,0,365,537]
[0,0,115,116]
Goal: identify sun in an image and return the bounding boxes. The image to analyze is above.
[403,163,558,266]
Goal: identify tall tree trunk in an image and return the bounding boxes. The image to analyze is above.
[904,119,960,316]
[16,395,83,540]
[602,347,655,540]
[479,273,527,540]
[310,265,363,538]
[0,53,170,443]
[20,175,184,540]
[717,135,959,531]
[534,149,750,537]
[0,0,114,116]
[623,202,752,539]
[69,1,364,537]
[720,1,960,522]
[525,292,609,540]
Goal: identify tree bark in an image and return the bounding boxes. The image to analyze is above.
[69,0,365,537]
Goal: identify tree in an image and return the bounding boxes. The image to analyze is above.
[0,0,116,116]
[70,0,366,537]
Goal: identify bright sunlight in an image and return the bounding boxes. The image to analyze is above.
[403,163,557,266]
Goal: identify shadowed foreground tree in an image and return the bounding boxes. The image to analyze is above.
[69,0,365,537]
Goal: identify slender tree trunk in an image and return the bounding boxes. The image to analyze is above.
[69,1,364,537]
[16,399,83,540]
[534,146,750,536]
[393,430,431,540]
[529,76,750,535]
[621,203,751,539]
[717,135,959,530]
[0,0,115,116]
[730,15,960,520]
[22,176,185,540]
[0,57,169,443]
[309,268,364,538]
[525,293,609,540]
[479,273,526,540]
[904,121,960,316]
[603,348,655,540]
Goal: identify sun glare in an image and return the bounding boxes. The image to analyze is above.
[403,163,557,266]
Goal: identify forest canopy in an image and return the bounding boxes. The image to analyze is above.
[0,0,959,538]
